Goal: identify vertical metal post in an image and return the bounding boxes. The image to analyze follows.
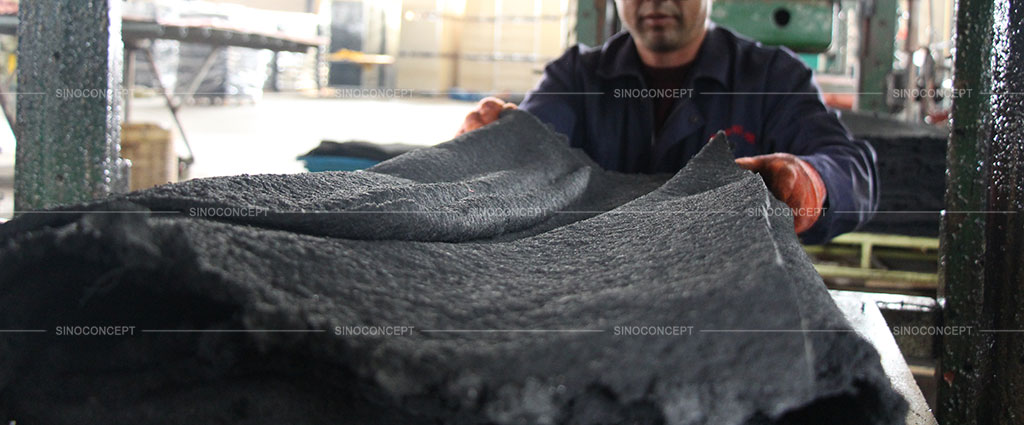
[14,0,125,212]
[316,26,328,92]
[939,0,1024,422]
[270,51,280,92]
[575,0,603,47]
[857,0,897,112]
[123,46,135,124]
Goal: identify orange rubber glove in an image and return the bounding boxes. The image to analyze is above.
[735,154,827,234]
[456,97,517,136]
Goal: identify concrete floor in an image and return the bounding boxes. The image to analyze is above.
[0,93,475,220]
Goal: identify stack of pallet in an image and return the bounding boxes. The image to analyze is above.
[396,0,569,95]
[395,0,462,93]
[458,0,567,94]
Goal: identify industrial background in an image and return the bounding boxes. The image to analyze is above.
[0,0,1021,423]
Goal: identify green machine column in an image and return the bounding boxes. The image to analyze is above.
[710,0,835,53]
[575,0,604,47]
[939,0,1024,422]
[14,0,127,212]
[857,0,897,112]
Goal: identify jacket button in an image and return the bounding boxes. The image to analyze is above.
[690,115,700,124]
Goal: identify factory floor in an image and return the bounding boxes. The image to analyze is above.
[0,93,474,220]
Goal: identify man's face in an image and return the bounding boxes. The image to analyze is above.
[616,0,710,52]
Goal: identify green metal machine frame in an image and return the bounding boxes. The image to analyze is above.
[14,0,127,212]
[710,0,835,53]
[856,0,897,113]
[576,0,837,53]
[574,0,611,48]
[938,0,1024,420]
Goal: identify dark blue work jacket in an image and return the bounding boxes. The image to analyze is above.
[519,25,879,244]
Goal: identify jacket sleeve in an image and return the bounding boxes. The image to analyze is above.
[760,48,880,244]
[519,46,583,145]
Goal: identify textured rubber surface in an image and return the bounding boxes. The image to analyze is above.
[0,110,906,424]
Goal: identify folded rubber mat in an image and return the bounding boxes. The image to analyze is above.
[0,110,906,424]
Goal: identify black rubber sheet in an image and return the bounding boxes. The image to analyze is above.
[0,110,906,424]
[839,110,948,236]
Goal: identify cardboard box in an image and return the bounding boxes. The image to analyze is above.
[396,56,456,93]
[399,17,460,54]
[460,20,496,55]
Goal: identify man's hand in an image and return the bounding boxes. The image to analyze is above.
[735,154,827,234]
[456,97,517,136]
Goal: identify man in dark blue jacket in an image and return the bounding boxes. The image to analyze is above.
[457,0,878,244]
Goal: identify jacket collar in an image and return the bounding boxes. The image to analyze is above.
[595,23,730,88]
